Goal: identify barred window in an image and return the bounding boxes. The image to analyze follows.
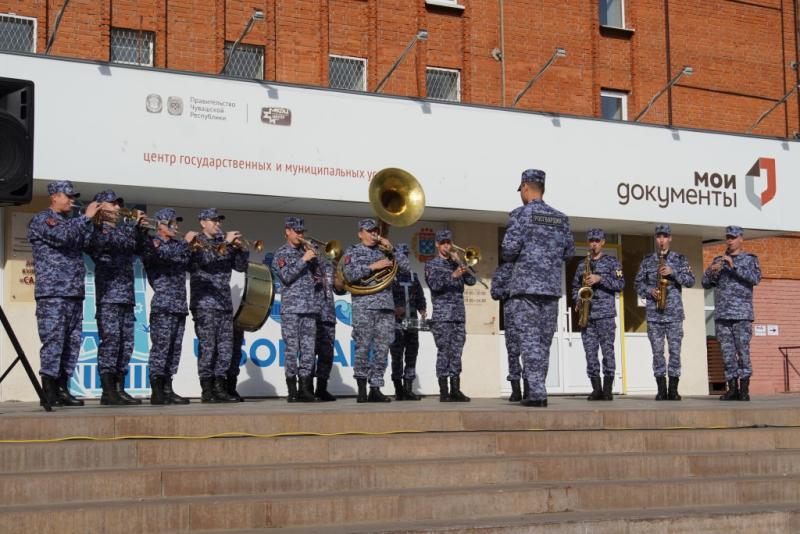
[110,28,154,67]
[426,67,460,102]
[0,14,36,53]
[223,41,264,79]
[329,55,366,91]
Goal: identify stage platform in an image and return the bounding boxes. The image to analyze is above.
[1,395,799,533]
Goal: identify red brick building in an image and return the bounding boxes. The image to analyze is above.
[2,0,799,395]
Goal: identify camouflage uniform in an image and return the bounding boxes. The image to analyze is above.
[140,208,191,379]
[425,235,475,379]
[272,238,321,379]
[501,169,575,404]
[634,227,695,379]
[315,260,345,380]
[491,262,520,381]
[28,182,94,381]
[342,220,410,388]
[189,208,249,379]
[85,190,147,377]
[702,227,761,381]
[571,247,624,378]
[390,244,427,381]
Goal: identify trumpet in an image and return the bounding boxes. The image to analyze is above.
[655,251,669,311]
[217,236,265,254]
[451,243,488,289]
[577,252,594,328]
[301,236,343,262]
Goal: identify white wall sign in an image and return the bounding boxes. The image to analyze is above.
[767,324,779,336]
[754,324,767,336]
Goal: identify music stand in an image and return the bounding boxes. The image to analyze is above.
[0,305,51,411]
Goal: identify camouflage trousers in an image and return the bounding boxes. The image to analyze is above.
[96,303,135,376]
[148,310,186,377]
[716,319,753,380]
[515,296,559,401]
[581,316,617,378]
[431,321,466,378]
[193,308,233,378]
[230,326,245,378]
[314,320,336,380]
[281,312,318,379]
[504,299,522,381]
[390,320,420,380]
[35,297,83,379]
[647,321,683,378]
[352,308,394,387]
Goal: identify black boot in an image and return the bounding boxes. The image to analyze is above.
[523,379,530,400]
[164,376,190,404]
[654,376,668,401]
[40,375,64,407]
[508,380,522,402]
[368,386,391,403]
[449,376,471,402]
[314,378,337,402]
[668,376,682,401]
[226,376,243,402]
[393,378,407,401]
[200,377,217,403]
[297,376,320,403]
[213,377,238,403]
[56,375,83,406]
[116,372,141,405]
[149,376,168,405]
[286,376,299,403]
[404,378,421,400]
[738,378,750,401]
[720,378,739,401]
[438,377,451,402]
[587,376,603,401]
[602,376,614,401]
[356,378,368,403]
[100,373,125,405]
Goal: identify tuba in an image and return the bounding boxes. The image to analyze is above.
[655,251,669,311]
[338,168,425,295]
[577,252,594,328]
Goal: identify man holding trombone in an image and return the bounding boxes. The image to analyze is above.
[272,216,321,403]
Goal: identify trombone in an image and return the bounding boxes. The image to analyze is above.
[451,243,488,289]
[301,236,343,262]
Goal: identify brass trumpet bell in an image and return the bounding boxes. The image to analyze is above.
[302,236,343,262]
[369,168,426,228]
[453,244,481,267]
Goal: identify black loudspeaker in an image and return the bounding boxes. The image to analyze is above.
[0,77,34,206]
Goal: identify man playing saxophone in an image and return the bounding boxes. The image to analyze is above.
[570,229,624,401]
[634,224,695,401]
[341,219,410,402]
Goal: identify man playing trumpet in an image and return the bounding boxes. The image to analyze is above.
[272,216,321,403]
[571,229,624,401]
[342,218,410,403]
[702,226,761,401]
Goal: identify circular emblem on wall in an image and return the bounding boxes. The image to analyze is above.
[146,93,162,113]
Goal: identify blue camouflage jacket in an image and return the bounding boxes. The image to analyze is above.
[570,254,625,319]
[141,235,191,314]
[318,260,346,323]
[501,199,575,298]
[701,252,761,321]
[189,233,249,312]
[85,220,147,305]
[425,255,476,322]
[391,270,427,318]
[272,242,322,315]
[490,262,513,302]
[634,250,695,322]
[342,242,410,311]
[27,209,95,299]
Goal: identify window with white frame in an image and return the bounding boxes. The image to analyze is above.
[110,28,155,66]
[704,288,716,337]
[329,55,367,91]
[426,67,460,102]
[223,41,264,79]
[599,0,625,28]
[0,14,36,53]
[600,90,628,120]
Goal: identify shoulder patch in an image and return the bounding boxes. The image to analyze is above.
[152,239,160,248]
[45,217,59,227]
[343,255,351,265]
[615,269,623,278]
[277,257,286,268]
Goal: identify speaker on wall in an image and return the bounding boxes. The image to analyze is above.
[0,77,34,206]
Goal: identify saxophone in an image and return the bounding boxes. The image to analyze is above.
[577,252,594,328]
[655,251,669,311]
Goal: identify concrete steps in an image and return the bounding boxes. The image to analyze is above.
[0,398,799,532]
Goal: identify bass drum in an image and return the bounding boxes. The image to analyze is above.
[231,262,275,332]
